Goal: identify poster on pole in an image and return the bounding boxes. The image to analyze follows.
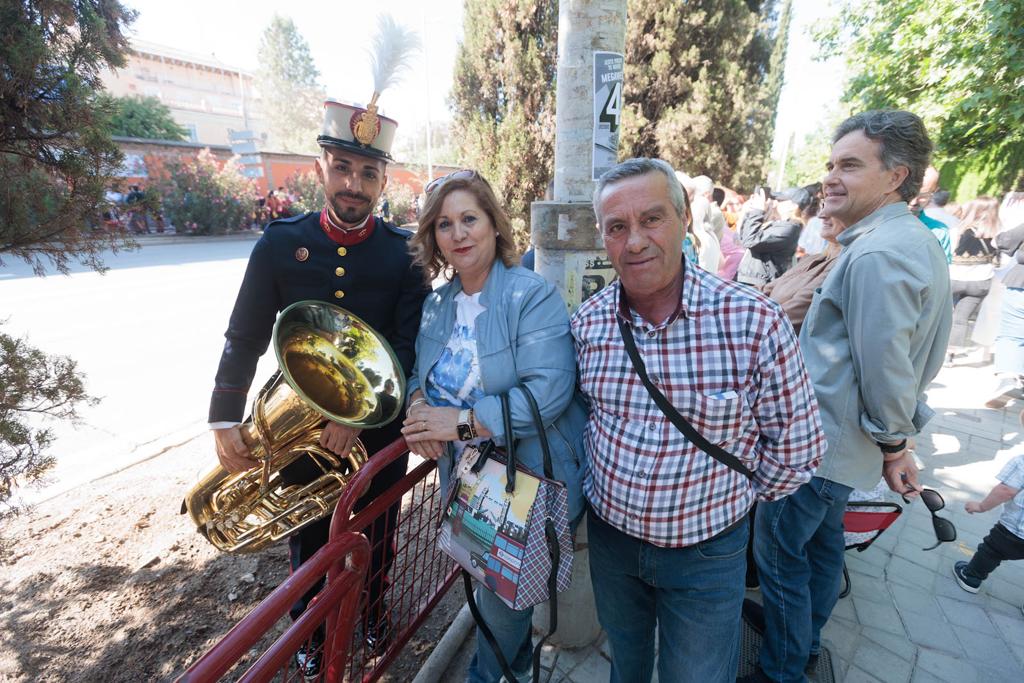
[563,252,618,313]
[592,51,624,180]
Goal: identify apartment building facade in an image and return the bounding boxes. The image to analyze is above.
[101,39,267,147]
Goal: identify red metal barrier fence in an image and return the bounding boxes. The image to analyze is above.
[330,439,459,683]
[180,439,458,682]
[179,532,369,682]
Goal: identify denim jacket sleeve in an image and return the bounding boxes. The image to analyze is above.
[406,344,422,405]
[472,278,577,444]
[405,314,425,405]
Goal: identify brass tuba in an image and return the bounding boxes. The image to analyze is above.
[183,300,405,553]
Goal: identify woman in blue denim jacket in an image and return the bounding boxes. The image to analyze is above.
[402,171,586,683]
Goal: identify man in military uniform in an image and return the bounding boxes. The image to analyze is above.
[209,99,430,672]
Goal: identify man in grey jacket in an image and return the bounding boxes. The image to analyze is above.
[744,110,952,683]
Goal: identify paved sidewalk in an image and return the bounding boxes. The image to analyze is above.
[445,358,1024,682]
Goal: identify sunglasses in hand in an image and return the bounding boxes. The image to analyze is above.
[902,487,957,551]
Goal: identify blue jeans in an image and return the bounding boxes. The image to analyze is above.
[466,513,584,683]
[754,477,852,683]
[466,587,533,683]
[588,508,748,683]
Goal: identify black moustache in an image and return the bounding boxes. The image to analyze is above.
[336,193,369,203]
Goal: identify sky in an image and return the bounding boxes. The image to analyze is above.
[124,0,843,162]
[771,0,845,154]
[125,0,463,135]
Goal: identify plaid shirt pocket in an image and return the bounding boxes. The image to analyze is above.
[671,390,752,449]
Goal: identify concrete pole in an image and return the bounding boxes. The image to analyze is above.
[530,0,627,650]
[533,0,626,316]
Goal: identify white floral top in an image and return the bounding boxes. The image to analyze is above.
[426,291,486,456]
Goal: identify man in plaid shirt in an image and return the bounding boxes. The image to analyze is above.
[571,158,825,683]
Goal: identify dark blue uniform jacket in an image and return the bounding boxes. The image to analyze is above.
[209,211,430,424]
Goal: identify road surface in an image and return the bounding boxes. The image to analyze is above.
[0,235,278,504]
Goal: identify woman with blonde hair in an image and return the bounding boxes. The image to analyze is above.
[403,170,586,683]
[948,196,1001,363]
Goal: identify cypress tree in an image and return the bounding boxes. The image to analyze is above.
[257,15,324,154]
[621,0,790,190]
[450,0,789,229]
[449,0,558,248]
[0,0,136,274]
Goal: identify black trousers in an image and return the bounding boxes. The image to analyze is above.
[964,522,1024,581]
[950,279,991,348]
[281,421,408,625]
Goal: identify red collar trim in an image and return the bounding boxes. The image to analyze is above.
[319,209,375,246]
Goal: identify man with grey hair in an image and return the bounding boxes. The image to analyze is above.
[571,158,826,682]
[746,111,952,683]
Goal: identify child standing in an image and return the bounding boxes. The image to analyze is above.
[953,454,1024,604]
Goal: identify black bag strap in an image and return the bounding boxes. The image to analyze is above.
[462,384,561,683]
[470,394,518,493]
[518,385,555,480]
[462,531,561,683]
[501,393,517,492]
[616,314,753,480]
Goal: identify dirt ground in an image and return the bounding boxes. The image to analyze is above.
[0,432,462,682]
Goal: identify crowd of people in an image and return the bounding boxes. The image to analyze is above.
[260,186,296,223]
[100,185,167,234]
[206,91,1024,683]
[680,152,1024,416]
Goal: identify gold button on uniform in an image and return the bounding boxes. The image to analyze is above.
[334,290,345,299]
[337,247,347,256]
[335,267,345,277]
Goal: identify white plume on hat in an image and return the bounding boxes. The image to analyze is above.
[369,14,420,95]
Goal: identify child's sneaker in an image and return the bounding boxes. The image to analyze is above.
[953,561,981,594]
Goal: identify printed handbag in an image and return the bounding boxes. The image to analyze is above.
[438,386,573,610]
[437,385,573,683]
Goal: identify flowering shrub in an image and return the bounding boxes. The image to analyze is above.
[284,170,325,215]
[386,182,418,225]
[152,149,257,235]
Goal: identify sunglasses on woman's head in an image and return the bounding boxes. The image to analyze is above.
[903,487,957,551]
[424,169,482,195]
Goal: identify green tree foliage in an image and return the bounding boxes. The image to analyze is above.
[151,149,257,235]
[450,0,790,221]
[99,93,187,141]
[816,0,1024,197]
[622,0,792,191]
[257,15,325,154]
[0,326,96,518]
[450,0,558,249]
[0,0,136,275]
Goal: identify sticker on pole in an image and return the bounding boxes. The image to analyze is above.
[564,252,617,314]
[592,51,623,181]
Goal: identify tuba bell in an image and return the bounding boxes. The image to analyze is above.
[182,300,405,553]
